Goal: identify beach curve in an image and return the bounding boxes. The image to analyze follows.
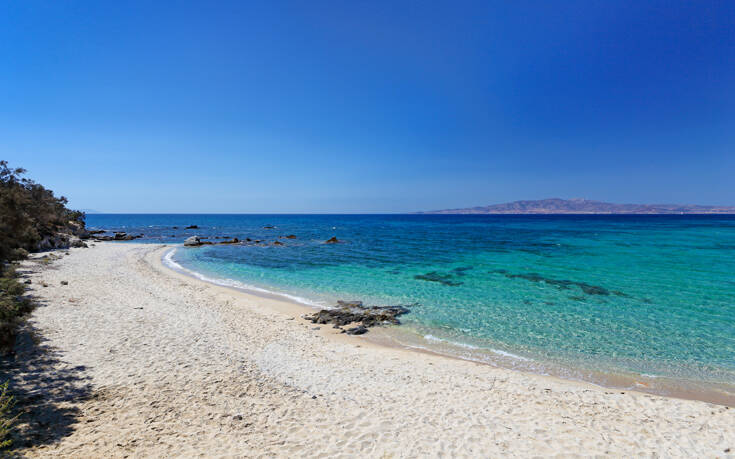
[13,242,735,457]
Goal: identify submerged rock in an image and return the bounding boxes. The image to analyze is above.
[185,225,199,229]
[502,271,611,296]
[414,271,463,286]
[325,236,339,244]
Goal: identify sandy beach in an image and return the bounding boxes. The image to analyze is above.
[8,242,734,457]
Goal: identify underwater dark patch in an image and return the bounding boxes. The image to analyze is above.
[414,271,464,286]
[501,272,611,296]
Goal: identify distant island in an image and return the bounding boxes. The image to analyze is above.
[420,198,735,215]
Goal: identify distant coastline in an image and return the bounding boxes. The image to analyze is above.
[419,198,735,215]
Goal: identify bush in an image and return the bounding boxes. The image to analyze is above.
[0,381,16,449]
[0,160,85,263]
[0,266,33,353]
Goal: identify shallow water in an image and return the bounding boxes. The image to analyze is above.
[87,214,735,402]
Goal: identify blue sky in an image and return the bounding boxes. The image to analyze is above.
[1,1,733,212]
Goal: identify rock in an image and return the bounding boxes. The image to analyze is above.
[280,235,297,239]
[273,241,284,246]
[60,281,68,285]
[303,302,411,333]
[185,225,199,229]
[263,225,276,229]
[337,300,363,308]
[23,279,31,285]
[108,232,142,241]
[218,238,239,245]
[69,236,86,247]
[245,238,252,242]
[172,226,179,229]
[346,325,368,335]
[325,236,339,244]
[184,236,203,246]
[88,230,106,235]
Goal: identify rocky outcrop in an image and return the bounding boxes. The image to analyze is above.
[184,236,203,246]
[304,301,410,333]
[325,237,339,244]
[184,236,243,247]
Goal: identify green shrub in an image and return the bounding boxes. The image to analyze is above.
[0,160,85,263]
[0,266,33,353]
[0,381,16,449]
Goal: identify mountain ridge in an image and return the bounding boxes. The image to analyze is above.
[419,198,735,214]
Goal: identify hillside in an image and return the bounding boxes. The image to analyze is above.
[421,198,735,214]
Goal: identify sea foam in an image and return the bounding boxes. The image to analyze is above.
[163,248,326,308]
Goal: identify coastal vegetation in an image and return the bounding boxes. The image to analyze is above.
[1,160,85,352]
[0,160,85,449]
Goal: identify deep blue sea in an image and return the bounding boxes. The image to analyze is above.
[86,214,735,402]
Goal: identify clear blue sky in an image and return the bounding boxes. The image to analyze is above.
[1,1,733,213]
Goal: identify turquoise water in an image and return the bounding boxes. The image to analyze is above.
[87,214,735,401]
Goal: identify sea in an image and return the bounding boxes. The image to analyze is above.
[85,213,735,404]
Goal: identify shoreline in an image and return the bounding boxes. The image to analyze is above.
[14,242,735,456]
[159,244,735,407]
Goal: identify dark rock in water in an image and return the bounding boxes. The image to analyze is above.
[281,235,297,239]
[452,266,473,276]
[579,284,609,295]
[105,232,142,241]
[325,236,339,244]
[185,225,199,229]
[273,241,284,246]
[414,272,463,286]
[337,300,363,308]
[184,236,203,246]
[218,238,240,245]
[172,226,179,229]
[346,325,368,335]
[304,302,411,333]
[245,238,252,242]
[88,230,106,235]
[263,225,276,229]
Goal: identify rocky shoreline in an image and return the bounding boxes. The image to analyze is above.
[303,301,411,335]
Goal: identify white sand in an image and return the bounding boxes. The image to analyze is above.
[14,242,735,457]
